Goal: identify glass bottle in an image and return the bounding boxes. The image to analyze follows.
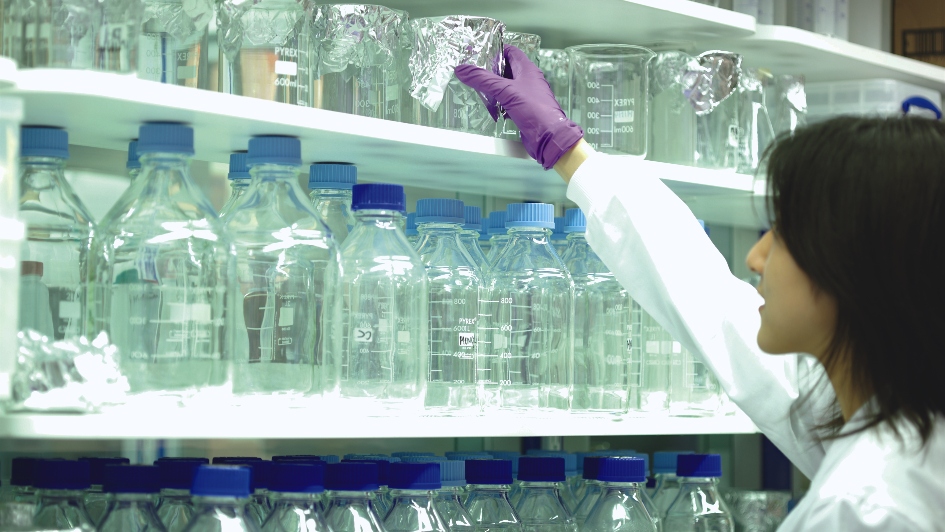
[480,203,573,411]
[87,122,236,397]
[224,135,340,398]
[550,217,567,256]
[663,455,734,532]
[583,458,656,532]
[218,152,251,219]
[99,140,144,229]
[155,458,208,532]
[261,462,331,531]
[560,208,633,415]
[637,310,674,414]
[463,459,523,531]
[405,212,418,247]
[484,211,509,266]
[460,205,490,273]
[414,198,480,413]
[432,460,474,531]
[308,162,357,245]
[478,226,492,256]
[32,459,94,530]
[98,464,165,531]
[18,126,95,341]
[384,462,448,532]
[184,465,258,531]
[513,457,577,532]
[324,462,386,532]
[650,452,691,518]
[3,457,37,503]
[211,458,271,525]
[344,459,393,517]
[572,457,603,527]
[79,456,130,526]
[333,183,428,411]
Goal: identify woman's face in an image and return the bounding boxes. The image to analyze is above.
[746,230,837,358]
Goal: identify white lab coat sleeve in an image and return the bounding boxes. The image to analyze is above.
[783,498,923,532]
[565,151,835,479]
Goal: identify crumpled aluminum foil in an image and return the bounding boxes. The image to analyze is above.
[408,15,505,113]
[312,4,407,76]
[687,50,742,116]
[737,68,777,174]
[651,50,701,98]
[217,0,310,60]
[5,330,129,412]
[723,490,792,532]
[504,31,541,65]
[763,74,808,136]
[141,0,214,44]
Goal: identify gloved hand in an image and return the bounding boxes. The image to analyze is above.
[455,45,584,170]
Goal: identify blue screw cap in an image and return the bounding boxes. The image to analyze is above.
[79,457,130,485]
[247,135,302,166]
[405,212,418,236]
[653,451,693,475]
[677,454,722,478]
[389,462,441,490]
[103,465,160,494]
[552,217,566,239]
[309,162,357,190]
[351,183,405,212]
[583,457,603,480]
[211,458,270,491]
[391,452,436,458]
[444,452,491,461]
[505,203,555,230]
[137,122,194,155]
[127,140,141,169]
[156,459,206,490]
[191,466,252,498]
[400,455,447,463]
[416,198,464,224]
[325,462,379,492]
[440,460,466,487]
[10,458,37,487]
[463,205,483,231]
[269,462,325,494]
[344,459,390,485]
[485,451,521,476]
[465,460,513,485]
[272,455,327,463]
[518,457,566,483]
[228,152,250,180]
[21,126,69,159]
[487,211,508,235]
[597,457,646,483]
[33,460,91,490]
[564,208,586,233]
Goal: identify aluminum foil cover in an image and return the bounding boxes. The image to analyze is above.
[505,31,541,65]
[6,331,129,412]
[723,490,791,531]
[312,4,408,76]
[218,0,312,60]
[408,16,505,112]
[651,50,701,97]
[687,50,742,116]
[142,0,214,44]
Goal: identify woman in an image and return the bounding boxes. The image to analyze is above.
[455,47,945,530]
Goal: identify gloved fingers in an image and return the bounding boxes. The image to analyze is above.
[455,64,511,96]
[504,44,544,81]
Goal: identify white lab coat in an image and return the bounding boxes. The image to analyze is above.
[566,151,945,531]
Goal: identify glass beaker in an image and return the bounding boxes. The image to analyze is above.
[692,51,743,171]
[763,74,807,137]
[648,51,699,166]
[95,0,145,72]
[312,4,407,120]
[538,49,569,113]
[407,15,505,136]
[496,31,541,140]
[217,0,313,106]
[2,0,98,69]
[567,44,654,157]
[138,0,213,88]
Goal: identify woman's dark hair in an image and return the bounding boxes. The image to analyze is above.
[764,116,945,444]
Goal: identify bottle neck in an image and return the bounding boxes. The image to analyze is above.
[310,188,353,201]
[679,477,720,487]
[488,233,509,242]
[519,481,564,489]
[249,163,301,182]
[390,488,436,500]
[109,492,158,503]
[159,488,191,499]
[437,485,466,496]
[328,490,376,500]
[353,209,401,227]
[229,178,251,191]
[468,484,511,494]
[566,232,587,244]
[600,481,646,491]
[37,488,86,501]
[269,491,322,503]
[417,222,463,235]
[20,156,66,188]
[140,152,191,170]
[507,226,552,240]
[192,495,250,508]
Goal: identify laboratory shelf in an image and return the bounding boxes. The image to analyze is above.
[0,58,15,89]
[0,408,758,440]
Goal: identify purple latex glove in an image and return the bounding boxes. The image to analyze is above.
[455,45,584,170]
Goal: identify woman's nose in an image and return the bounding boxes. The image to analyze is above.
[746,230,772,276]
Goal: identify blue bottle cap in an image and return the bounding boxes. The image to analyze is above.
[444,452,491,461]
[103,465,160,494]
[401,191,408,214]
[525,451,577,477]
[228,152,250,180]
[155,457,210,463]
[33,459,91,490]
[309,162,357,190]
[583,457,603,481]
[137,122,194,155]
[552,217,566,239]
[325,462,379,492]
[212,458,270,490]
[272,455,327,463]
[440,460,467,487]
[127,140,141,169]
[391,452,436,458]
[191,466,252,498]
[351,183,405,212]
[399,455,447,463]
[630,453,650,477]
[677,454,722,478]
[156,459,205,490]
[21,126,69,159]
[564,208,586,233]
[505,203,555,230]
[485,451,521,476]
[268,462,325,494]
[463,205,483,231]
[487,211,508,235]
[517,457,566,483]
[10,458,36,487]
[597,457,646,483]
[653,451,693,475]
[465,460,513,485]
[212,456,262,463]
[78,457,130,485]
[344,454,392,462]
[416,198,464,224]
[405,212,418,236]
[389,462,441,490]
[344,459,390,486]
[247,135,302,166]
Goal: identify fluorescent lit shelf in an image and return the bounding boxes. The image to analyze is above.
[0,58,15,89]
[0,408,757,439]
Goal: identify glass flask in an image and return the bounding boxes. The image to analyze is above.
[484,211,509,266]
[156,458,207,532]
[98,465,164,532]
[567,44,655,156]
[212,458,271,525]
[560,208,633,414]
[217,0,312,106]
[384,462,449,532]
[333,183,428,411]
[312,4,407,119]
[18,126,95,341]
[324,462,386,532]
[139,0,213,87]
[308,162,357,245]
[537,49,569,111]
[80,456,130,526]
[480,203,573,411]
[414,198,480,414]
[224,135,340,398]
[583,458,656,532]
[95,0,145,72]
[432,460,474,531]
[572,457,603,527]
[663,455,734,532]
[88,122,235,397]
[218,152,251,219]
[184,465,258,532]
[33,459,94,530]
[1,0,98,68]
[261,462,331,532]
[463,460,523,531]
[460,205,490,273]
[513,457,577,532]
[405,212,418,247]
[496,32,541,140]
